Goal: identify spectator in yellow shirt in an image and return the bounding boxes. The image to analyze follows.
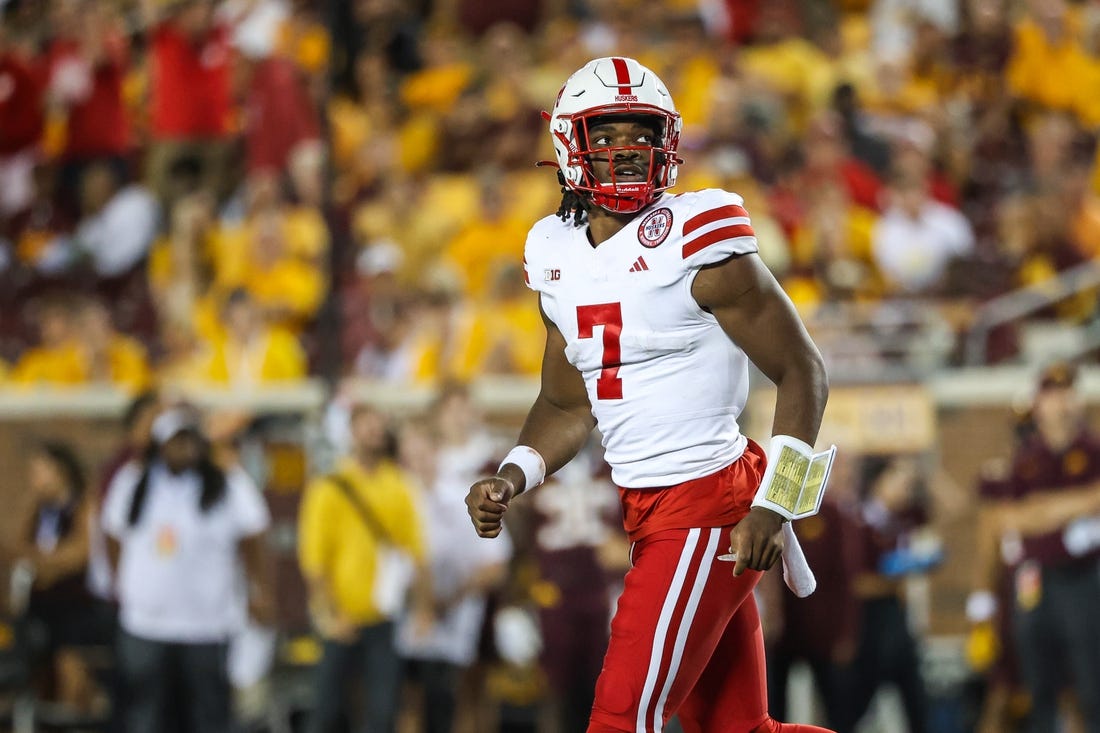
[10,298,87,386]
[12,298,151,392]
[441,175,529,299]
[299,402,428,733]
[399,26,473,116]
[276,4,330,79]
[214,206,326,332]
[198,289,307,386]
[785,179,881,308]
[1064,158,1100,260]
[450,262,543,380]
[147,191,223,344]
[74,299,152,393]
[285,140,330,263]
[1007,0,1100,126]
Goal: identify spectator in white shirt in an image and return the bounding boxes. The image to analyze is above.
[872,169,975,295]
[396,387,511,733]
[102,406,272,733]
[74,162,159,279]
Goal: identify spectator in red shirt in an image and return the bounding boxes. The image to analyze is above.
[149,0,232,141]
[0,20,46,217]
[802,111,884,213]
[46,1,131,179]
[142,0,236,205]
[768,111,884,242]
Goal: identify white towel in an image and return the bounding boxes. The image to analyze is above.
[781,523,817,598]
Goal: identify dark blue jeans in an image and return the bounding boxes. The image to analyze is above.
[308,621,401,733]
[115,630,230,733]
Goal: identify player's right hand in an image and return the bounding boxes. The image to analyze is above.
[465,476,515,538]
[728,506,785,576]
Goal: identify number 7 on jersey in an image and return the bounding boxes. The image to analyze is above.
[577,303,623,400]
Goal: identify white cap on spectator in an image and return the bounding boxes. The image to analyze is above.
[151,408,202,445]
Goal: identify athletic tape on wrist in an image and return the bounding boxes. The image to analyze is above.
[751,434,816,521]
[498,445,546,493]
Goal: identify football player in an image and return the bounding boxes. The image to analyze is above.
[466,57,833,733]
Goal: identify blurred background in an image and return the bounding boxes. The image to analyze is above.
[1,0,1100,731]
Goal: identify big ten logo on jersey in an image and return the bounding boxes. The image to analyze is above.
[533,470,619,551]
[638,207,673,248]
[544,268,561,282]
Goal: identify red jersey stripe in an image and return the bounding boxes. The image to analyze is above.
[682,204,750,236]
[611,57,633,96]
[681,223,755,258]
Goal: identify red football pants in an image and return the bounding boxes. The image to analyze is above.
[587,526,835,733]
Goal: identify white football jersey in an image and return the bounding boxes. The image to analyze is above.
[524,189,759,488]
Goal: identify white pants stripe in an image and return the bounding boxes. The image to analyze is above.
[652,527,722,729]
[635,528,700,733]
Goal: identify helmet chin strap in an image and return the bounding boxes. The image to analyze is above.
[588,155,660,213]
[590,183,654,214]
[538,154,663,215]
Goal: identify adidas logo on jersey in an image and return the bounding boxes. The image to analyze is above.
[628,256,649,273]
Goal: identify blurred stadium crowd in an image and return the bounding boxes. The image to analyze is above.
[6,379,970,733]
[3,0,1100,732]
[1,0,1100,391]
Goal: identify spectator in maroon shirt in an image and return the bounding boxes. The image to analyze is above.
[845,454,934,733]
[523,442,625,733]
[998,362,1100,733]
[968,459,1030,733]
[243,55,321,176]
[765,491,864,733]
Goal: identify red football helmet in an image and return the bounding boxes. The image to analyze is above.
[546,57,683,214]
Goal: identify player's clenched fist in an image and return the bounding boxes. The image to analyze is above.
[728,506,786,577]
[465,476,516,538]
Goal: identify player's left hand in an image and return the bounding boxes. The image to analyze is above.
[728,507,785,576]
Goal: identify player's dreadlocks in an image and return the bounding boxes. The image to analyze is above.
[555,169,590,227]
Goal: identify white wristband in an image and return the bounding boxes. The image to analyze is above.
[498,445,546,493]
[752,434,828,521]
